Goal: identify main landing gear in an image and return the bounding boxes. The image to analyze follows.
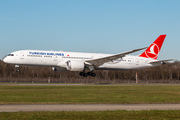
[79,72,96,77]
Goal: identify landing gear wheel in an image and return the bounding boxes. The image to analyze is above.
[79,72,96,77]
[16,68,19,72]
[83,73,88,77]
[79,72,84,76]
[87,72,96,77]
[91,73,96,77]
[87,72,92,76]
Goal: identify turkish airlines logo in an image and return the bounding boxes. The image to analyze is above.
[145,43,159,59]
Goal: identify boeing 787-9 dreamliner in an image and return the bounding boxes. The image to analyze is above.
[3,35,173,77]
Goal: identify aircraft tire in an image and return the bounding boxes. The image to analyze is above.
[91,73,96,77]
[83,73,88,77]
[79,72,84,76]
[87,72,92,76]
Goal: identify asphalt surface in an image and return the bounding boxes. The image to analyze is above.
[1,83,180,86]
[1,104,180,112]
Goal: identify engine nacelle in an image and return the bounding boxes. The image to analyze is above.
[52,67,67,71]
[66,60,84,71]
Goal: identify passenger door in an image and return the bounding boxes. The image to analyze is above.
[20,53,24,59]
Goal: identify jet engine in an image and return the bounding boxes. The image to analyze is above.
[66,60,84,71]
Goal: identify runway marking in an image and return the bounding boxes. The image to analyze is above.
[1,104,180,112]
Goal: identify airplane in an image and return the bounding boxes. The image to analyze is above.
[3,35,173,77]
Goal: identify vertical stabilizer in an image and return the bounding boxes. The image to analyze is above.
[139,35,166,59]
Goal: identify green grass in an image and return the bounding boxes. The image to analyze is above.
[1,85,180,104]
[1,110,180,120]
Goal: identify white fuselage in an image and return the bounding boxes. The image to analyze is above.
[3,50,161,71]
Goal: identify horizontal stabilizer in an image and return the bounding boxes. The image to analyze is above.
[149,59,175,64]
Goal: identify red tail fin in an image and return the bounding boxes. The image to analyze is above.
[139,35,166,59]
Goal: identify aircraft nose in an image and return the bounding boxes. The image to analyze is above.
[3,56,9,63]
[3,57,7,63]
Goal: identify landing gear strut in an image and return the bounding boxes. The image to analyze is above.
[79,71,96,77]
[15,65,19,72]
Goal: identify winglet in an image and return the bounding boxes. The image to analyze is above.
[139,35,166,59]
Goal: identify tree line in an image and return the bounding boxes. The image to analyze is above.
[0,60,180,83]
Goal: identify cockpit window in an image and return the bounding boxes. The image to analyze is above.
[8,54,14,56]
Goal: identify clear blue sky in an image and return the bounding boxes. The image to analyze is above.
[0,0,180,60]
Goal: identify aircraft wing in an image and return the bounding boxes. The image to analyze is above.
[149,59,175,64]
[85,47,147,67]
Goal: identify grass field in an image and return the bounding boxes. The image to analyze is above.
[1,110,180,120]
[1,85,180,104]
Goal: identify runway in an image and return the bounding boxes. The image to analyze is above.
[1,104,180,112]
[1,83,180,86]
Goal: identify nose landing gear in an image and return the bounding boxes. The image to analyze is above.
[15,65,19,72]
[16,68,19,72]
